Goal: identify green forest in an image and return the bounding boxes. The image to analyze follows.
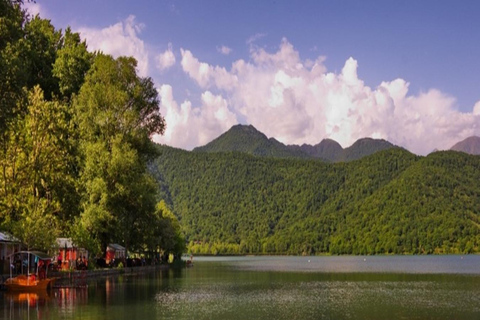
[152,145,480,255]
[0,0,184,257]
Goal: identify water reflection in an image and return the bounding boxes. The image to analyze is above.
[4,292,50,305]
[2,292,51,320]
[56,287,89,313]
[1,258,480,320]
[154,271,480,320]
[1,288,90,320]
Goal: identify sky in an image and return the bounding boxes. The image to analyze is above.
[25,0,480,155]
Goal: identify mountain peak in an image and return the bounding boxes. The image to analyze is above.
[193,124,310,159]
[195,125,397,161]
[450,136,480,155]
[289,139,343,162]
[230,124,261,133]
[342,138,395,161]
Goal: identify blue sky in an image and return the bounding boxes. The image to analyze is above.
[27,1,480,154]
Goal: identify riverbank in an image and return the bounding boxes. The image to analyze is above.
[0,264,170,289]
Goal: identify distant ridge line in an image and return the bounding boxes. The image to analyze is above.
[194,124,397,162]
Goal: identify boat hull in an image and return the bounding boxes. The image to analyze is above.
[5,276,56,292]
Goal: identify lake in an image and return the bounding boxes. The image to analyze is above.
[1,255,480,319]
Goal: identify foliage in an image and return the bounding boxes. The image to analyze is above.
[147,201,186,256]
[0,2,177,257]
[52,27,93,101]
[24,15,62,100]
[0,0,29,132]
[72,53,167,255]
[152,145,480,255]
[1,86,66,250]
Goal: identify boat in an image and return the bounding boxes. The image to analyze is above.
[5,251,57,292]
[4,274,56,292]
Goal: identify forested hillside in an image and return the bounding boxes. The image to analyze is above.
[151,146,480,255]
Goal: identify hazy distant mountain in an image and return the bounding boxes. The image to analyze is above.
[450,136,480,155]
[193,124,311,159]
[195,124,397,162]
[288,139,343,162]
[341,138,395,162]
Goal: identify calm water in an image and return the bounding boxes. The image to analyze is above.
[1,255,480,320]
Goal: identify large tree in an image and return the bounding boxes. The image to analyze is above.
[73,54,165,255]
[1,86,72,250]
[1,4,81,250]
[1,1,178,257]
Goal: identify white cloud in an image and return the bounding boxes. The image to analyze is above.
[172,38,480,155]
[23,2,44,17]
[152,85,237,150]
[77,15,150,77]
[217,45,232,55]
[246,33,267,45]
[156,43,176,71]
[180,49,237,90]
[474,101,480,116]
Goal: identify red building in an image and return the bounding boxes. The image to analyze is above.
[56,238,88,270]
[106,244,125,265]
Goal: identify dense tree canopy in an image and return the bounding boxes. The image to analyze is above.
[0,1,179,257]
[52,27,93,101]
[152,146,480,255]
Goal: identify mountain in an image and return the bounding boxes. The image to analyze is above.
[288,139,343,162]
[450,136,480,155]
[193,124,311,159]
[195,124,397,162]
[152,145,480,255]
[341,138,395,161]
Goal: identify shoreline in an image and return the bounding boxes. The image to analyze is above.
[1,264,170,290]
[188,252,479,257]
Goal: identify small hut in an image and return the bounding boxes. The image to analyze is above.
[0,232,21,274]
[106,244,125,265]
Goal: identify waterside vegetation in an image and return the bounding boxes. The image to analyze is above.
[152,145,480,255]
[0,0,184,258]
